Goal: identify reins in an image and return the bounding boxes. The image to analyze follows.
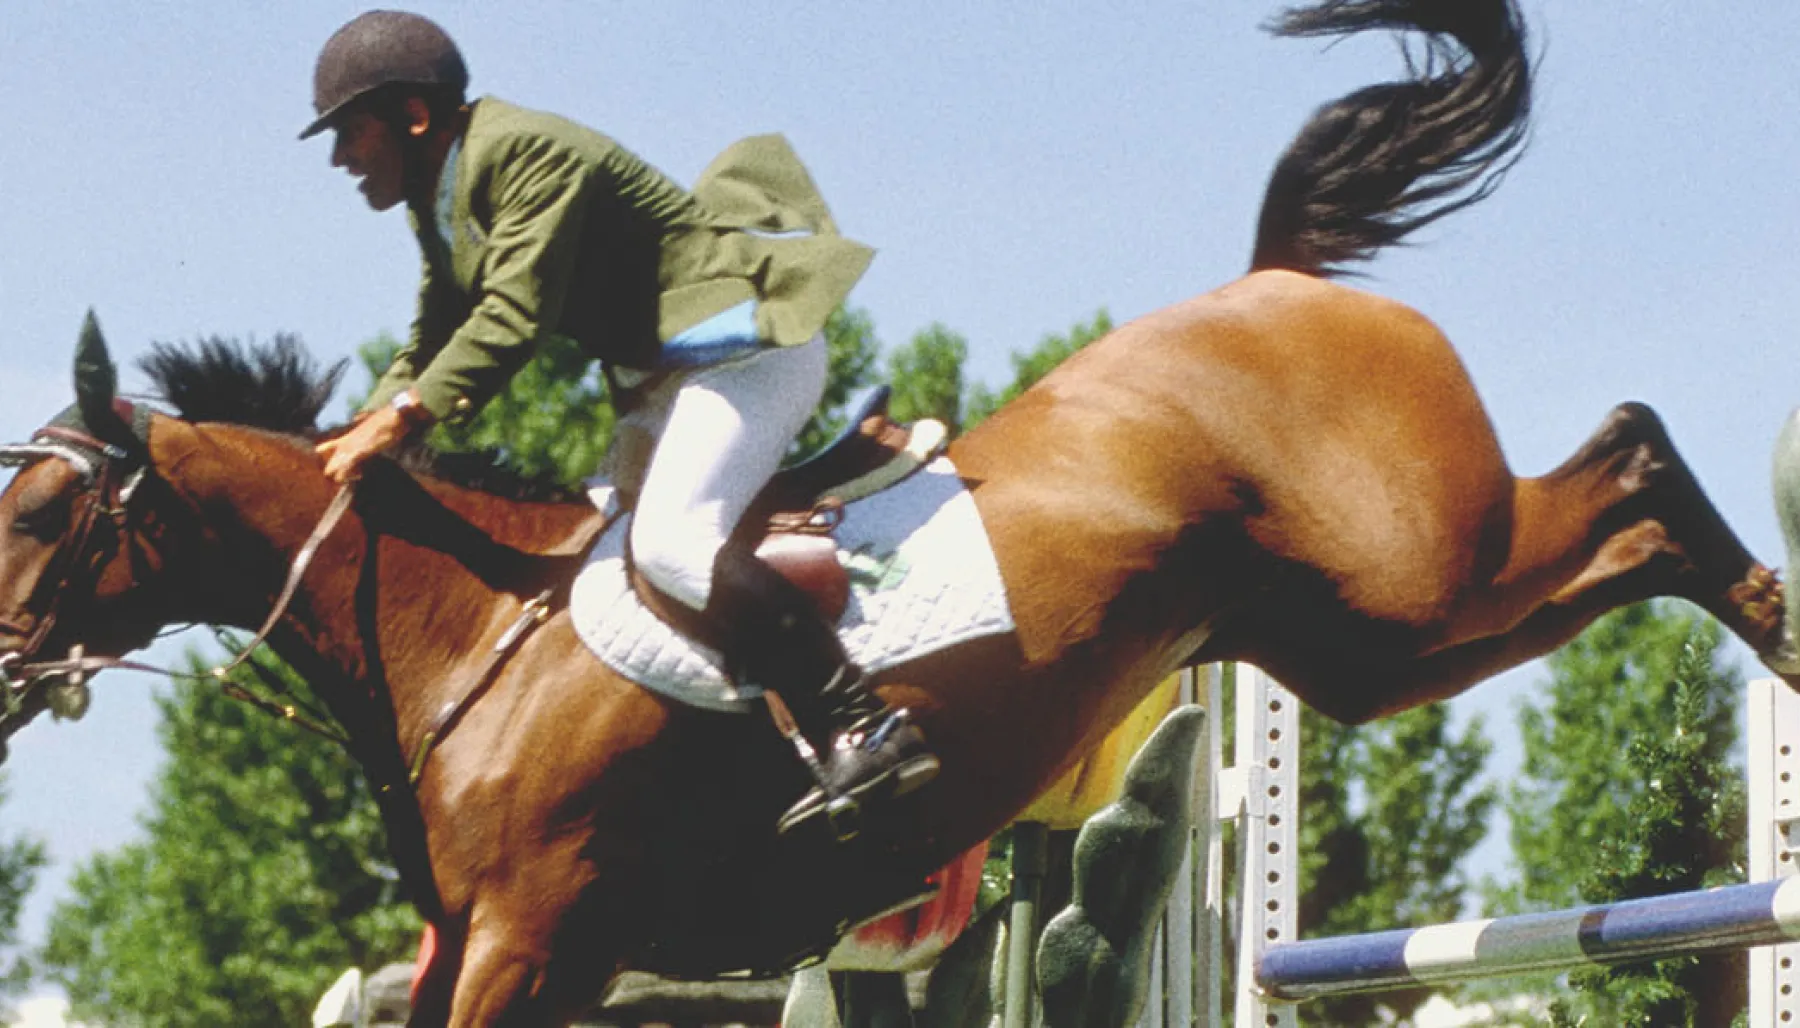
[4,482,359,744]
[6,457,566,786]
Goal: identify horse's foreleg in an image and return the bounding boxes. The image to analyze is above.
[445,916,613,1028]
[437,880,616,1028]
[438,867,635,1028]
[406,920,466,1028]
[443,926,549,1028]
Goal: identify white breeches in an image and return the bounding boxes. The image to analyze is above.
[622,334,829,611]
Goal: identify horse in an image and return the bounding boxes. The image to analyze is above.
[3,0,1795,1024]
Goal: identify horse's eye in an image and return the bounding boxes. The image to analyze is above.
[9,497,68,542]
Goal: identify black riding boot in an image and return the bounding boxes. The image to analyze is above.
[704,544,940,839]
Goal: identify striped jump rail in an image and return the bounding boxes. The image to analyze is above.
[1256,877,1800,1003]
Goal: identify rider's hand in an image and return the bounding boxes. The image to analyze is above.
[316,393,429,483]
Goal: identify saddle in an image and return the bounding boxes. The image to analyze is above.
[616,386,947,625]
[407,387,949,782]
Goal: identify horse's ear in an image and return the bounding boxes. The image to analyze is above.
[73,310,135,451]
[74,310,116,415]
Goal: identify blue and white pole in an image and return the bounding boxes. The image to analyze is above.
[1255,877,1800,1003]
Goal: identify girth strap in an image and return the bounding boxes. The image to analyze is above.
[405,589,557,785]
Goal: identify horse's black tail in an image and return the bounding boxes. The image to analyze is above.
[1248,0,1533,277]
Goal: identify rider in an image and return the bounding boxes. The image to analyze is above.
[305,10,936,835]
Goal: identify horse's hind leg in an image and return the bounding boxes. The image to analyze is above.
[1257,402,1787,722]
[1512,402,1785,652]
[1463,401,1777,634]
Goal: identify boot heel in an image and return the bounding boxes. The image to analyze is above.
[893,754,941,797]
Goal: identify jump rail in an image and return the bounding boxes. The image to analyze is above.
[1254,877,1800,1002]
[1228,676,1800,1025]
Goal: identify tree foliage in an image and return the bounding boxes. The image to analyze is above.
[793,307,882,457]
[885,323,968,435]
[40,649,420,1027]
[963,310,1112,427]
[356,330,615,485]
[0,781,45,1018]
[1498,601,1744,1026]
[1297,704,1495,1025]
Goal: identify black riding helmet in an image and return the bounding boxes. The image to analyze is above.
[300,10,468,140]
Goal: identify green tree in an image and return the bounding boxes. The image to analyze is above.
[358,308,886,472]
[356,330,614,485]
[964,310,1112,427]
[41,649,420,1027]
[1296,705,1495,1026]
[0,782,45,1017]
[793,306,883,456]
[1497,602,1743,1025]
[885,323,967,434]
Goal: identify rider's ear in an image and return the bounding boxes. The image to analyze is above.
[72,310,136,453]
[404,96,433,139]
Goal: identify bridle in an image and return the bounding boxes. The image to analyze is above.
[0,419,555,782]
[0,422,353,741]
[0,411,557,925]
[0,426,146,709]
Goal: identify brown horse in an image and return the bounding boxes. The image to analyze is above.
[2,0,1794,1024]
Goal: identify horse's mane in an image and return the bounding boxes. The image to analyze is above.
[138,334,341,434]
[136,336,581,504]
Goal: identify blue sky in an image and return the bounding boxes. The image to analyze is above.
[1,0,1797,986]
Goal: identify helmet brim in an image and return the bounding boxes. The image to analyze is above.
[298,104,346,141]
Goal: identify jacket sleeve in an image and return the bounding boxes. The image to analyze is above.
[361,251,452,414]
[409,134,590,423]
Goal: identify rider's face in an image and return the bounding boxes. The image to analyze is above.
[330,111,407,212]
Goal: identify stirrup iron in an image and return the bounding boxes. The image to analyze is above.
[761,689,863,841]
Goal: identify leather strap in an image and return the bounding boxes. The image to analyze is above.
[406,589,556,785]
[12,484,356,694]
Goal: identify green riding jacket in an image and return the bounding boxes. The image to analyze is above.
[364,97,874,423]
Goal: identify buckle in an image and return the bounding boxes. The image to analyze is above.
[825,794,862,842]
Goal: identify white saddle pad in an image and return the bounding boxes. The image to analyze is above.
[569,457,1016,713]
